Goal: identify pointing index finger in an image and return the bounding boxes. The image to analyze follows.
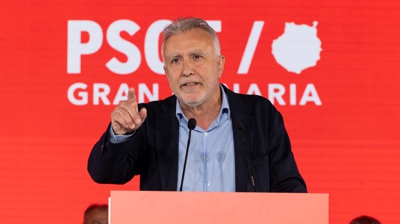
[128,88,136,104]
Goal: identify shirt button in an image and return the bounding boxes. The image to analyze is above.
[206,157,210,161]
[204,132,208,136]
[207,182,211,186]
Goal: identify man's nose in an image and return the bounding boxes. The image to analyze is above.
[182,60,194,76]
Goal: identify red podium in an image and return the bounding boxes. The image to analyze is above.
[109,191,328,224]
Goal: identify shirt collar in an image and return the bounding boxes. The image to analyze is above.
[175,84,230,122]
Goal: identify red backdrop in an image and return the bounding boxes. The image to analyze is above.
[1,0,400,223]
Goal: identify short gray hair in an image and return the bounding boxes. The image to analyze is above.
[161,17,221,59]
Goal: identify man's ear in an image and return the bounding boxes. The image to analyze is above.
[163,66,168,77]
[217,55,225,78]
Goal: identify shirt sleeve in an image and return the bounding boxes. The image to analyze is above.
[108,126,135,143]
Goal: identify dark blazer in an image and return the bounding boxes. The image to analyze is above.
[88,85,307,192]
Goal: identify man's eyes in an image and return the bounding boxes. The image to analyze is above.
[170,55,203,63]
[193,55,203,59]
[171,58,180,63]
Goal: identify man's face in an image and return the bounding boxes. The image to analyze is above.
[85,208,108,224]
[163,28,225,108]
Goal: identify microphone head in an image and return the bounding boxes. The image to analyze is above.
[234,121,243,131]
[188,118,197,130]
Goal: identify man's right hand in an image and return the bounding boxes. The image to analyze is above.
[111,88,147,135]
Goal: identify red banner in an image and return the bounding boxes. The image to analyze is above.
[1,1,399,223]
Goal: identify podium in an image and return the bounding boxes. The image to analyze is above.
[109,191,328,224]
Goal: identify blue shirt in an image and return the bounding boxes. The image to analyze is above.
[109,86,235,192]
[176,86,235,192]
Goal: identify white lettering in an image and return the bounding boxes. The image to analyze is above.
[67,20,103,74]
[206,20,222,32]
[67,82,321,106]
[106,20,141,75]
[145,20,171,74]
[112,83,130,105]
[93,83,111,105]
[233,83,240,93]
[247,83,262,96]
[299,83,322,105]
[237,21,264,74]
[290,83,296,105]
[268,84,286,105]
[68,83,88,105]
[138,83,159,103]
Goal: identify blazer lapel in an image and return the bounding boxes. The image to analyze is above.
[155,96,180,191]
[224,86,255,192]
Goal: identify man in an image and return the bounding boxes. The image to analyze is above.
[350,215,381,224]
[84,204,108,224]
[88,17,306,192]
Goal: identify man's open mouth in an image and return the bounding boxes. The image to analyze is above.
[181,82,199,87]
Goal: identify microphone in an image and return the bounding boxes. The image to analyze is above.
[179,118,197,191]
[235,121,256,192]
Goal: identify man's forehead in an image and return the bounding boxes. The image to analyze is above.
[168,49,205,56]
[169,27,212,37]
[166,29,213,45]
[165,37,214,52]
[162,28,215,59]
